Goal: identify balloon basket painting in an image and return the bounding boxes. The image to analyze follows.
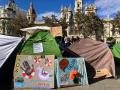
[56,58,88,87]
[14,55,54,89]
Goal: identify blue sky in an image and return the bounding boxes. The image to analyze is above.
[0,0,120,20]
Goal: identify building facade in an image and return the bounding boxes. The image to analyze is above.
[103,17,120,43]
[85,4,97,15]
[103,17,113,39]
[74,0,83,13]
[61,5,74,36]
[60,0,97,37]
[0,0,36,36]
[27,2,37,24]
[0,0,16,35]
[60,0,120,42]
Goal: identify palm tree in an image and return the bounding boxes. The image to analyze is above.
[43,14,59,27]
[88,13,104,41]
[113,11,120,34]
[75,12,104,40]
[74,12,103,39]
[59,18,68,37]
[43,15,68,37]
[74,12,86,36]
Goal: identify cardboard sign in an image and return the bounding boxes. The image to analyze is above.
[14,55,54,89]
[56,58,88,87]
[33,43,43,53]
[50,26,62,37]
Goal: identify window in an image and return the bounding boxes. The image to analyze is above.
[77,4,80,8]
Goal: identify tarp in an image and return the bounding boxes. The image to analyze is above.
[112,43,120,61]
[63,38,115,78]
[0,35,22,89]
[0,35,22,68]
[20,31,62,57]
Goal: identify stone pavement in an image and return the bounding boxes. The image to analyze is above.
[59,79,120,90]
[14,64,120,90]
[64,64,120,90]
[14,78,120,90]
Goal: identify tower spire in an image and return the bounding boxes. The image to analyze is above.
[74,0,83,13]
[27,2,37,24]
[8,0,15,7]
[7,0,16,12]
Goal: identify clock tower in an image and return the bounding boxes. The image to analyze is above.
[74,0,83,13]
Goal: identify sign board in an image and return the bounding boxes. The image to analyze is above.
[56,58,88,87]
[14,55,54,89]
[50,26,62,37]
[33,43,43,53]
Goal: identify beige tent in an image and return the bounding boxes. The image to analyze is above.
[20,26,62,40]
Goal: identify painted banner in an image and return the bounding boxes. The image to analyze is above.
[56,58,88,87]
[14,55,54,89]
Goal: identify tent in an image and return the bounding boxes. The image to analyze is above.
[63,38,115,78]
[0,35,22,89]
[21,26,51,40]
[20,31,62,57]
[20,26,51,33]
[20,26,62,40]
[112,43,120,62]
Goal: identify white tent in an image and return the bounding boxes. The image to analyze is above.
[0,35,22,68]
[20,26,51,33]
[20,26,51,40]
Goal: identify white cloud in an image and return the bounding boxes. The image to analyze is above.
[95,0,120,18]
[36,11,61,21]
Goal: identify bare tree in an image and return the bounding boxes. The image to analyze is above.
[8,12,29,36]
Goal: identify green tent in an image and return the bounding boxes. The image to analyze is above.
[112,43,120,61]
[20,31,62,57]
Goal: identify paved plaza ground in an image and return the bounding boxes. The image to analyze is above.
[14,64,120,90]
[64,79,120,90]
[62,61,120,90]
[62,63,120,90]
[14,79,120,90]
